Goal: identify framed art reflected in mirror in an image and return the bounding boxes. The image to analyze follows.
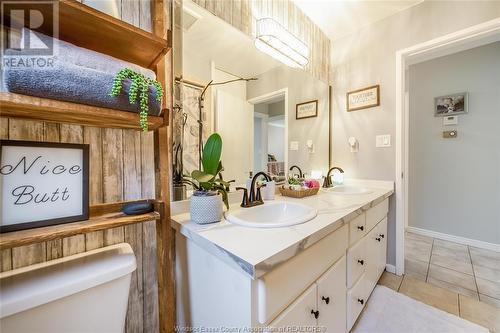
[296,100,318,119]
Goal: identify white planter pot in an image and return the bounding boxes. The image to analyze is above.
[190,192,223,224]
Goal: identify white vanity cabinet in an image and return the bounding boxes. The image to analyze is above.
[174,195,391,332]
[366,217,388,293]
[269,256,347,331]
[268,284,318,328]
[270,196,388,333]
[346,200,388,331]
[317,256,347,331]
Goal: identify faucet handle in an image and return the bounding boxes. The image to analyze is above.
[322,176,331,188]
[236,187,249,207]
[256,183,266,202]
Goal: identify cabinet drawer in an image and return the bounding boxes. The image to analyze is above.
[365,225,381,295]
[317,256,346,333]
[347,236,366,288]
[257,225,348,324]
[347,273,370,331]
[366,198,388,232]
[267,284,318,328]
[349,213,366,246]
[377,217,388,275]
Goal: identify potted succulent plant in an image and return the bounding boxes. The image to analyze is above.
[186,133,229,224]
[110,68,163,131]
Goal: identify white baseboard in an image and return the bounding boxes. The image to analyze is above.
[385,264,396,274]
[406,226,500,252]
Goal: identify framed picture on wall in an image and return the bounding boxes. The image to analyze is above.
[434,92,468,116]
[296,100,318,119]
[0,140,89,233]
[347,85,380,111]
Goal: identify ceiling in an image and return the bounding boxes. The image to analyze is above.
[183,0,281,78]
[293,0,423,42]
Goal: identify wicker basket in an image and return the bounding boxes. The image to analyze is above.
[279,186,319,198]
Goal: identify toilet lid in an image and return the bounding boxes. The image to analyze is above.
[0,243,136,318]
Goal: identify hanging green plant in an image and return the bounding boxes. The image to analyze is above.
[110,68,163,131]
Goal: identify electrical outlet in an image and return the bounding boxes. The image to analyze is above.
[289,141,299,151]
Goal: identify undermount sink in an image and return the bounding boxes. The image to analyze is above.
[324,185,372,195]
[224,201,317,228]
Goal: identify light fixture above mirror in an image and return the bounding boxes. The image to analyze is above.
[254,18,309,69]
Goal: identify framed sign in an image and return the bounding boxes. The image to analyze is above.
[347,85,380,111]
[296,100,318,119]
[0,140,89,233]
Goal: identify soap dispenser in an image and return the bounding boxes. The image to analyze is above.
[332,170,344,185]
[262,178,275,200]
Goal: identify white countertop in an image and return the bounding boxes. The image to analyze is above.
[171,179,394,279]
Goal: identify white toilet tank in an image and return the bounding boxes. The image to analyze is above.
[0,243,136,333]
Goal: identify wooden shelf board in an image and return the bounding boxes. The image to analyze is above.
[0,93,165,130]
[3,0,171,69]
[0,210,160,250]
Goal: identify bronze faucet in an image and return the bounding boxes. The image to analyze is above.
[236,171,271,208]
[289,165,304,178]
[322,167,344,188]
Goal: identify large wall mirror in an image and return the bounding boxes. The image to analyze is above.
[172,0,331,201]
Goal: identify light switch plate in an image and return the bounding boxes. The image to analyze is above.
[289,141,299,151]
[376,135,391,147]
[443,116,458,126]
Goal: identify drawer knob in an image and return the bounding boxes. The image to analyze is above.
[321,296,330,304]
[376,237,381,242]
[357,259,364,265]
[311,309,320,319]
[379,234,385,238]
[358,298,364,305]
[357,225,364,231]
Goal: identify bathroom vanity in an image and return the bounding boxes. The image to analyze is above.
[172,180,393,331]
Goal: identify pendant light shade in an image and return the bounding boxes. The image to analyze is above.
[254,18,309,68]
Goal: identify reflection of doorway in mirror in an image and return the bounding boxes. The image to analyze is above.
[250,90,287,184]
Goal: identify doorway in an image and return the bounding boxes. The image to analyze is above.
[395,19,500,279]
[248,88,289,180]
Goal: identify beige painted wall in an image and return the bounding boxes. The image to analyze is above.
[248,66,330,177]
[330,1,500,265]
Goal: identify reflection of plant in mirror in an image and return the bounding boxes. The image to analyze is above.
[287,176,301,186]
[110,68,163,131]
[183,133,229,209]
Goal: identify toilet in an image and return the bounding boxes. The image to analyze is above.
[0,243,136,333]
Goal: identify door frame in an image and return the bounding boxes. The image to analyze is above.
[253,111,269,172]
[395,18,500,275]
[247,88,289,174]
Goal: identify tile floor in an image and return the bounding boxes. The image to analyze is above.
[378,272,500,333]
[405,231,500,308]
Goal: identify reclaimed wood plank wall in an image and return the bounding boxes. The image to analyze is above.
[192,0,331,83]
[0,1,171,332]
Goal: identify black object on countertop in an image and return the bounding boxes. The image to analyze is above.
[123,200,154,215]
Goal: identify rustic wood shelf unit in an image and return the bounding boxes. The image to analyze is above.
[1,0,174,331]
[3,0,171,69]
[0,93,165,131]
[0,211,160,250]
